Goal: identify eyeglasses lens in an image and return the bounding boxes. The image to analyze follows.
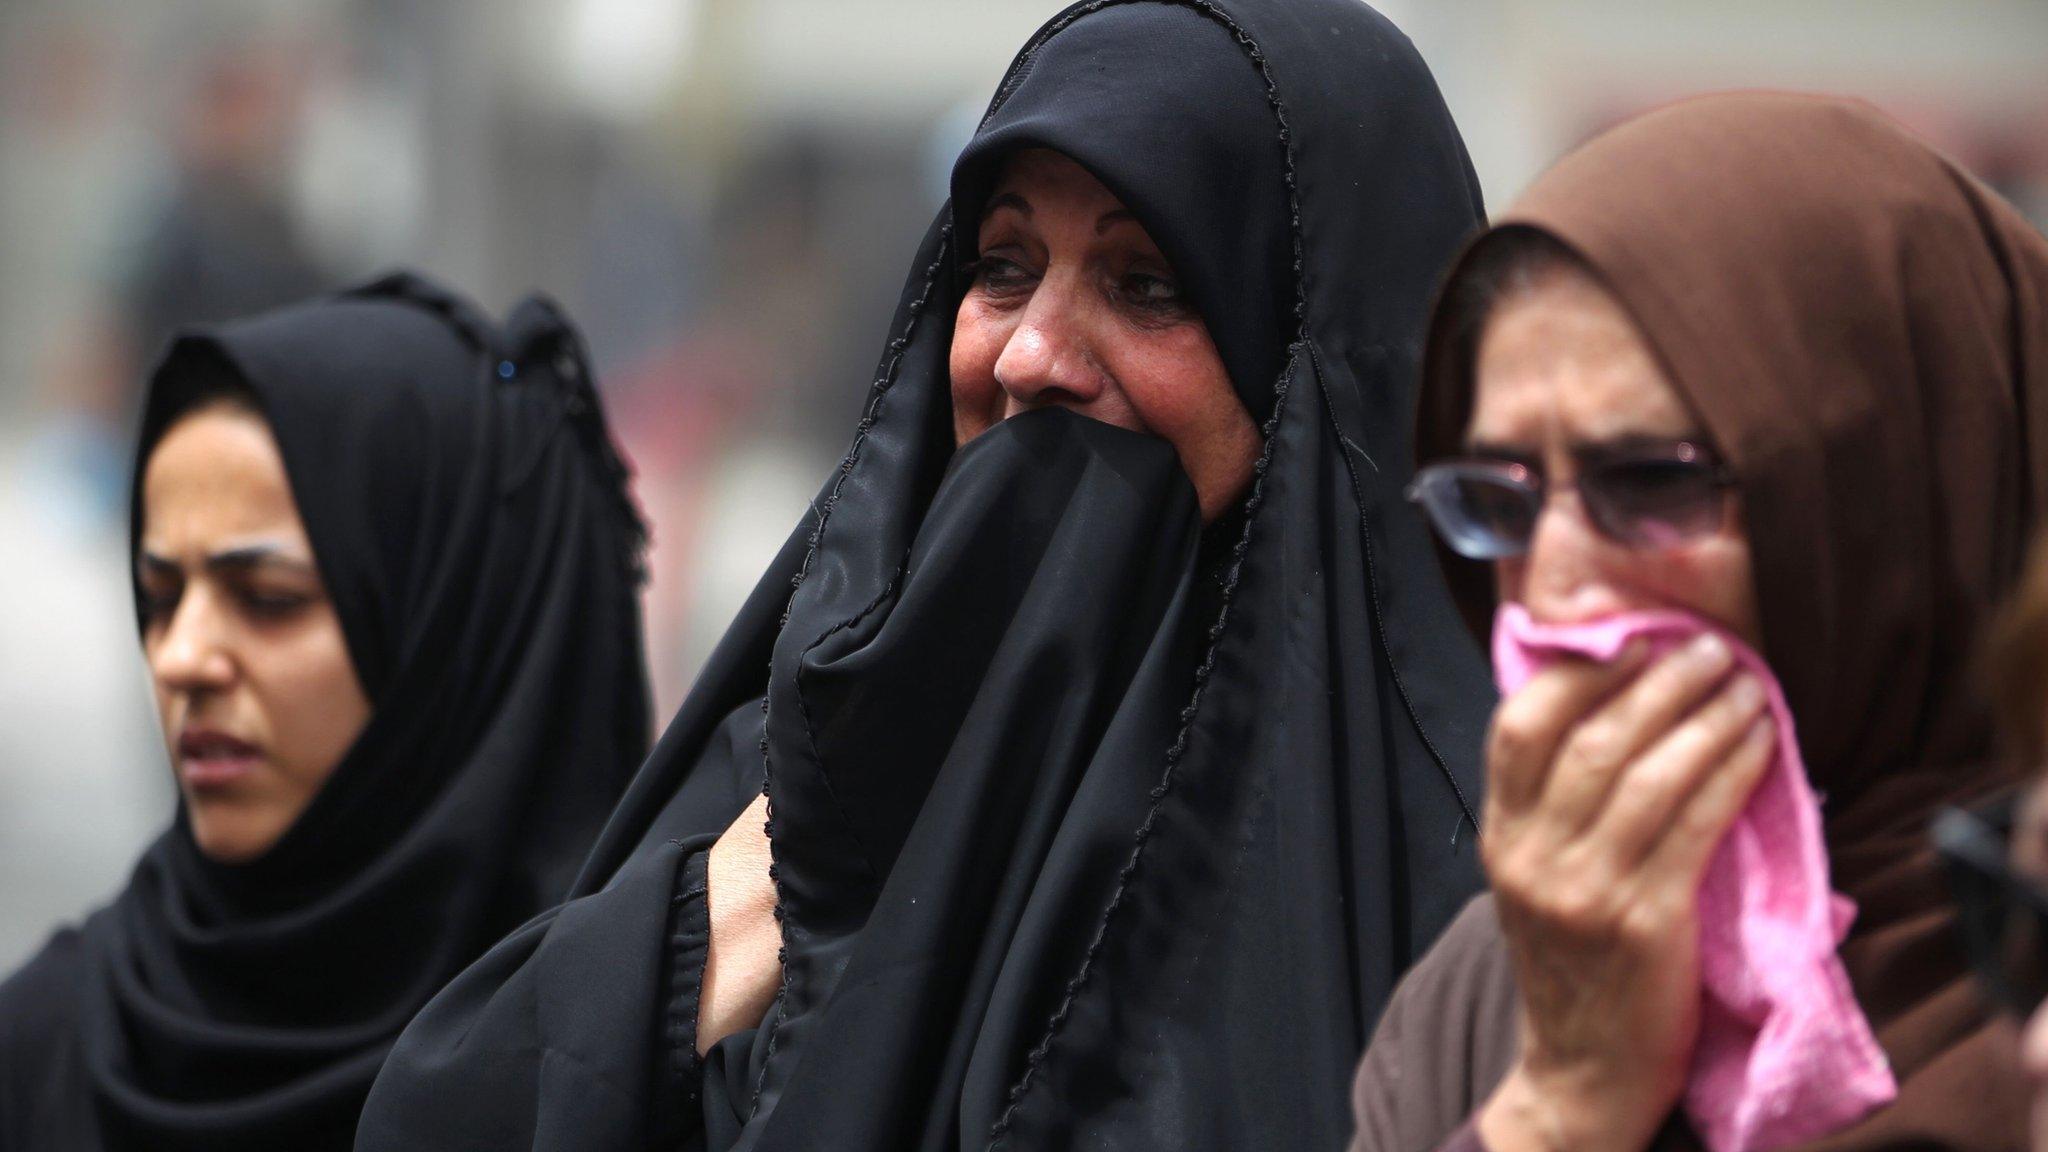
[1583,460,1728,548]
[1998,901,2048,1014]
[1410,467,1539,559]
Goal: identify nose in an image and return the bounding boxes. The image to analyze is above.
[992,281,1108,413]
[152,590,237,697]
[1513,490,1638,625]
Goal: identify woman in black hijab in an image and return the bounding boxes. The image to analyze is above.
[0,273,652,1151]
[360,2,1495,1149]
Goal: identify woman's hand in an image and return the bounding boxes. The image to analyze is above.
[1475,633,1776,1152]
[697,793,782,1056]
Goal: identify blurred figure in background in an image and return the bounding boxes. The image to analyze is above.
[39,34,336,526]
[1352,93,2046,1152]
[0,276,651,1151]
[119,39,330,382]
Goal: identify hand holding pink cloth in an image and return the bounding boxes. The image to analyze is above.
[1490,604,1895,1152]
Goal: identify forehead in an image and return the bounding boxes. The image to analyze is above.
[1466,270,1702,446]
[986,148,1124,217]
[141,404,309,548]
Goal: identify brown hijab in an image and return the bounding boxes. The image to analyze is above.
[1414,93,2048,1150]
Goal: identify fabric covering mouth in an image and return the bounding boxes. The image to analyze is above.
[769,404,1204,930]
[1491,603,1896,1152]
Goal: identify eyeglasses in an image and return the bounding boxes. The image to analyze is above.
[1405,440,1736,560]
[1934,795,2048,1018]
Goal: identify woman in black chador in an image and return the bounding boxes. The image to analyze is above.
[0,274,652,1151]
[361,2,1496,1148]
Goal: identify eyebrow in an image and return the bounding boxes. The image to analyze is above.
[984,192,1031,219]
[1461,433,1712,464]
[138,544,318,577]
[1095,208,1138,235]
[980,195,1141,237]
[1460,439,1542,468]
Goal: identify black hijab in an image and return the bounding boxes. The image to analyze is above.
[359,3,1494,1149]
[0,273,651,1151]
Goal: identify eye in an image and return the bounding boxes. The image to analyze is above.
[1115,267,1194,323]
[1123,272,1181,304]
[1593,460,1719,513]
[966,254,1036,297]
[235,584,316,620]
[138,585,182,622]
[136,567,182,622]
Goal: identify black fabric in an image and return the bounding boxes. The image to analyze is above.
[358,2,1495,1149]
[0,273,652,1151]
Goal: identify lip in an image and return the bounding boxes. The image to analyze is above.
[176,727,264,789]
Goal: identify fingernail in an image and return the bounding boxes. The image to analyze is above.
[1729,673,1765,712]
[1686,632,1731,670]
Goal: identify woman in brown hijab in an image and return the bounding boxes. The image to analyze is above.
[1350,93,2048,1152]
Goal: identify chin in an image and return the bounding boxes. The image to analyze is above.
[187,812,284,865]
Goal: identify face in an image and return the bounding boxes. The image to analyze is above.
[1467,267,1761,644]
[950,148,1260,523]
[138,401,370,864]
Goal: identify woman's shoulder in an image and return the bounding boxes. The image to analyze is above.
[1349,894,1520,1152]
[0,926,93,1142]
[1409,892,1514,999]
[0,927,89,1050]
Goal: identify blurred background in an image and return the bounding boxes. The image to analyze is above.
[0,0,2043,968]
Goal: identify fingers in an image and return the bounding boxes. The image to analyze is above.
[1537,633,1739,834]
[1638,712,1777,894]
[1590,672,1770,867]
[1488,641,1651,814]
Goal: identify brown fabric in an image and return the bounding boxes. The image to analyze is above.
[1348,898,2032,1152]
[1347,896,1520,1152]
[1435,1120,1491,1152]
[1385,92,2048,1152]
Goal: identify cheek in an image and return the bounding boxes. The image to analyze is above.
[1492,556,1529,605]
[142,637,175,714]
[1642,530,1761,646]
[1506,526,1760,644]
[1679,541,1761,639]
[949,299,1009,446]
[253,618,370,791]
[1625,540,1750,620]
[1112,330,1257,519]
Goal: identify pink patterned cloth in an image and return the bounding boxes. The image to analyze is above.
[1490,604,1896,1152]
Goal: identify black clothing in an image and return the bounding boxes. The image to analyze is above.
[360,2,1495,1149]
[0,273,651,1151]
